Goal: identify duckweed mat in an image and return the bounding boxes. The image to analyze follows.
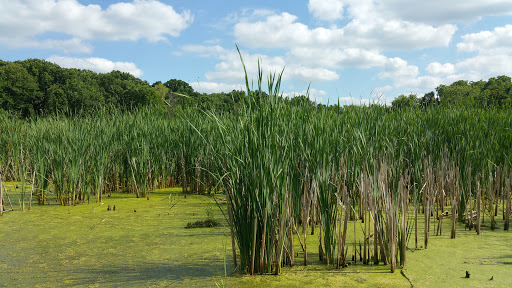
[1,187,511,287]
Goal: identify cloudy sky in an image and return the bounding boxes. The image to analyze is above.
[1,0,512,104]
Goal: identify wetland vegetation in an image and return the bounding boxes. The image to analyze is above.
[1,58,512,287]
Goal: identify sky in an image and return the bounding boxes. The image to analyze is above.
[1,0,512,105]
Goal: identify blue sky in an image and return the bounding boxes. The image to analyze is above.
[1,0,512,104]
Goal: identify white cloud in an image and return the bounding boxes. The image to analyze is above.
[379,57,418,80]
[426,62,455,76]
[203,50,287,83]
[373,54,509,93]
[190,82,244,94]
[0,37,94,54]
[338,96,374,106]
[378,0,512,25]
[448,25,512,82]
[38,38,94,54]
[374,85,393,93]
[179,45,227,58]
[308,0,345,21]
[233,8,456,51]
[179,46,339,84]
[179,4,511,100]
[47,56,143,77]
[377,25,512,92]
[376,58,456,91]
[288,48,387,69]
[234,13,324,48]
[0,0,193,53]
[457,24,512,54]
[456,54,512,81]
[291,67,339,82]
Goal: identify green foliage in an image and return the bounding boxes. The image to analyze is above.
[0,62,43,117]
[0,59,164,117]
[481,75,512,108]
[434,76,512,108]
[390,76,512,110]
[419,91,438,109]
[437,80,480,107]
[391,94,419,110]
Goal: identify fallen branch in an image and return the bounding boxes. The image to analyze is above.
[93,203,104,211]
[91,216,109,229]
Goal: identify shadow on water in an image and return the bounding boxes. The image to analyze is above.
[8,260,228,287]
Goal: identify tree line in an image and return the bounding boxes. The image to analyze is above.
[0,59,248,117]
[392,75,512,110]
[1,58,511,118]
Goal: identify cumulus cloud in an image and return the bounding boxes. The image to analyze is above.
[0,0,193,52]
[376,58,454,91]
[225,1,512,97]
[203,50,287,83]
[179,45,228,58]
[0,37,94,54]
[375,25,512,92]
[190,82,244,94]
[288,48,387,69]
[214,11,511,97]
[338,96,374,106]
[291,67,339,82]
[457,24,512,54]
[308,0,345,21]
[47,56,143,77]
[426,62,455,76]
[379,58,419,80]
[283,88,326,97]
[456,54,512,81]
[183,2,512,98]
[183,4,512,99]
[440,25,512,83]
[234,7,456,50]
[374,85,393,93]
[178,45,339,84]
[205,53,339,83]
[378,0,512,25]
[234,13,326,48]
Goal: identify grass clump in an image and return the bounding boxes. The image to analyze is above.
[186,204,219,228]
[185,218,218,228]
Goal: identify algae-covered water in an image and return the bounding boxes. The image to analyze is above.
[1,186,511,287]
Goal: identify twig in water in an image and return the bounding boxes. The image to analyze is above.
[92,216,109,229]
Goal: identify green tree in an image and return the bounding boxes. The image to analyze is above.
[152,81,170,106]
[164,79,194,95]
[419,91,438,109]
[437,80,480,107]
[163,79,197,108]
[100,71,161,110]
[0,63,43,117]
[18,59,68,114]
[482,75,512,107]
[289,95,316,107]
[64,69,104,113]
[391,94,419,110]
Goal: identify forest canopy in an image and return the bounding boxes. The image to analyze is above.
[392,76,512,110]
[1,58,511,118]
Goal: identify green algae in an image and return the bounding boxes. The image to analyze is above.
[0,188,229,287]
[405,220,512,288]
[1,186,511,287]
